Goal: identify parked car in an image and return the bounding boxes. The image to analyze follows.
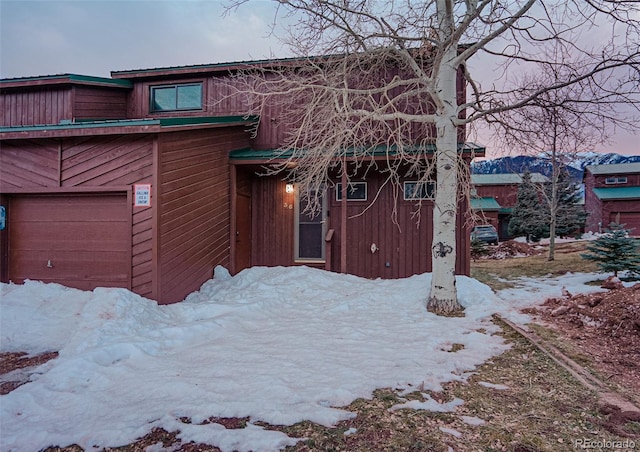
[471,225,499,245]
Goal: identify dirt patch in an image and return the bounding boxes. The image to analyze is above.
[0,351,58,395]
[529,283,640,398]
[525,283,640,438]
[482,240,544,260]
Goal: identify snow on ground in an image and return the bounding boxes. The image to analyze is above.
[0,265,608,451]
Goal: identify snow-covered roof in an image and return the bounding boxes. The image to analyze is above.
[586,162,640,175]
[471,173,549,185]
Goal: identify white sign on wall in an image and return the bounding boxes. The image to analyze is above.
[134,184,152,207]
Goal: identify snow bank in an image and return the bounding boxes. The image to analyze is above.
[1,266,514,451]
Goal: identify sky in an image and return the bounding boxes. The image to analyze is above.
[0,0,638,157]
[0,261,616,451]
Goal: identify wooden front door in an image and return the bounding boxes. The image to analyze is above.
[7,193,130,290]
[235,193,252,272]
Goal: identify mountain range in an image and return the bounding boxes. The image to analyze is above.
[471,152,640,180]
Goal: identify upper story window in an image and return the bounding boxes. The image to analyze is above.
[604,176,628,185]
[404,181,435,200]
[336,182,367,201]
[150,83,203,112]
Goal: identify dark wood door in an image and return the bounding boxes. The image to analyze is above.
[235,193,252,272]
[8,193,130,290]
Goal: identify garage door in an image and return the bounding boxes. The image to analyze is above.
[8,194,130,290]
[610,212,640,236]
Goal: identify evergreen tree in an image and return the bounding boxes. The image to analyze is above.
[508,171,549,242]
[581,223,640,277]
[550,169,587,237]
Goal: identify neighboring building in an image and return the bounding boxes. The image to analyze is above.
[0,58,482,304]
[584,162,640,235]
[470,173,549,240]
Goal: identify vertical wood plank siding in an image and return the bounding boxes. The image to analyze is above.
[327,174,434,279]
[0,88,73,126]
[0,86,127,127]
[251,177,296,266]
[157,127,250,304]
[250,173,470,278]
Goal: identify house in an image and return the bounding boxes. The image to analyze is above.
[470,173,549,240]
[583,162,640,235]
[0,58,483,304]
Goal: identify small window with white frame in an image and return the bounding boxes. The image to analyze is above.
[404,181,435,200]
[335,182,367,201]
[604,176,628,185]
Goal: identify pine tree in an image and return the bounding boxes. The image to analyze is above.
[550,169,587,237]
[581,223,640,277]
[508,171,549,242]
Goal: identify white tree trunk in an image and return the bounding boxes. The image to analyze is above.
[427,7,463,314]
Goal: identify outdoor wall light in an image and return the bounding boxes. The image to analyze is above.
[285,184,294,193]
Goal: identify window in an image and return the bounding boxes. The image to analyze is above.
[404,181,435,200]
[150,83,202,112]
[295,189,326,261]
[605,177,628,185]
[335,182,367,201]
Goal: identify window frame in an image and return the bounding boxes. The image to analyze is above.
[149,82,203,113]
[604,176,628,185]
[403,181,436,200]
[294,187,327,263]
[335,181,368,201]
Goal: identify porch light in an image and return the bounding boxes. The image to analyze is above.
[285,184,294,193]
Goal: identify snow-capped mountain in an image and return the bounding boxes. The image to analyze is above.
[471,152,640,179]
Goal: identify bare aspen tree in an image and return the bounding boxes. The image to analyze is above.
[225,0,640,315]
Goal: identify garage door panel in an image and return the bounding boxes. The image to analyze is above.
[9,194,130,291]
[14,221,129,250]
[11,196,127,222]
[610,212,640,235]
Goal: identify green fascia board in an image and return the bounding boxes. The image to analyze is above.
[1,73,132,88]
[470,197,502,210]
[158,115,258,127]
[230,142,485,161]
[592,186,640,200]
[0,116,257,134]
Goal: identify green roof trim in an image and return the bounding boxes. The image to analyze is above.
[470,197,502,210]
[1,73,132,88]
[592,186,640,200]
[230,142,485,161]
[0,116,257,134]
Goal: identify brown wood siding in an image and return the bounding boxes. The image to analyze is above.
[1,135,155,298]
[327,177,434,279]
[157,127,249,304]
[0,139,60,190]
[594,173,640,187]
[251,177,296,266]
[60,135,155,298]
[0,88,73,126]
[73,87,128,120]
[7,193,130,290]
[249,172,470,278]
[474,184,519,208]
[61,135,153,187]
